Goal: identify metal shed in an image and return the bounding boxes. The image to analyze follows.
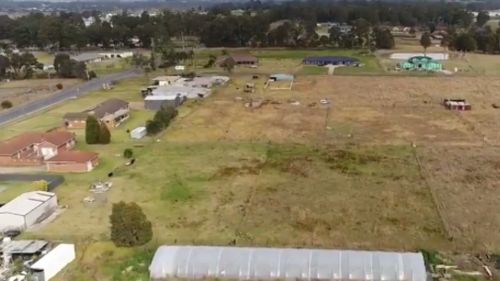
[149,246,427,281]
[0,191,58,232]
[30,244,76,281]
[269,74,294,81]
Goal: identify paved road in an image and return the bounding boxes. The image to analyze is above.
[0,69,141,126]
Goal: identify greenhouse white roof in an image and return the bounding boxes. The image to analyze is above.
[149,246,427,281]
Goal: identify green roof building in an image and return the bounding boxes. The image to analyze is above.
[401,56,442,72]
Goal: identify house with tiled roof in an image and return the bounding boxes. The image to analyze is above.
[0,130,98,172]
[0,131,75,166]
[63,98,130,129]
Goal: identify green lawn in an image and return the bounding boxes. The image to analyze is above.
[0,181,36,203]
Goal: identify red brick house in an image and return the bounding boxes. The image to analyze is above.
[0,131,76,166]
[45,151,99,172]
[0,131,99,172]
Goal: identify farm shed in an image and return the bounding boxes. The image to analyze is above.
[30,244,76,281]
[303,56,359,66]
[130,127,147,139]
[218,55,258,66]
[149,245,427,281]
[152,86,211,99]
[269,74,294,81]
[145,95,187,111]
[401,56,442,71]
[0,191,58,232]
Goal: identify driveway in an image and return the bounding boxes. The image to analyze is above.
[0,69,141,126]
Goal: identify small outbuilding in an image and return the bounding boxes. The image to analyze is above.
[30,244,76,281]
[130,127,147,139]
[303,56,360,66]
[401,56,442,71]
[269,73,294,81]
[0,191,58,232]
[149,245,427,281]
[443,99,471,111]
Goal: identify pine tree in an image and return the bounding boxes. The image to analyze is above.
[110,201,152,247]
[85,115,100,144]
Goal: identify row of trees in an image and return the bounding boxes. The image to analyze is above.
[146,105,178,135]
[0,1,476,50]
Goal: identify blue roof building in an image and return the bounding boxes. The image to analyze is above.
[303,56,359,66]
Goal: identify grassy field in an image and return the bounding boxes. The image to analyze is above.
[185,48,384,76]
[0,79,80,110]
[88,58,134,76]
[4,49,500,280]
[0,181,36,203]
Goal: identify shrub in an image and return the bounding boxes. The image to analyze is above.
[55,83,63,90]
[32,180,48,191]
[145,119,162,135]
[1,100,12,109]
[123,148,133,159]
[88,70,97,79]
[110,201,152,247]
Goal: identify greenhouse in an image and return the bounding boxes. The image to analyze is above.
[149,245,427,281]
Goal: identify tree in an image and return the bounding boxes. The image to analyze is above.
[221,56,236,73]
[131,53,149,69]
[55,55,88,79]
[9,53,40,79]
[453,33,477,52]
[374,28,395,49]
[53,53,70,73]
[154,105,178,127]
[85,115,100,144]
[123,148,133,159]
[420,32,432,55]
[0,55,10,79]
[146,119,162,135]
[1,100,12,109]
[110,201,152,247]
[99,124,111,144]
[476,11,490,27]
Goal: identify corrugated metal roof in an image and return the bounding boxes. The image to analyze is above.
[149,246,427,281]
[0,240,48,255]
[0,191,56,216]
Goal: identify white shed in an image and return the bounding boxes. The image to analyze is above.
[0,191,58,232]
[31,244,76,281]
[150,245,427,281]
[130,127,147,139]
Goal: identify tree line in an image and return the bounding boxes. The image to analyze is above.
[0,1,477,50]
[1,1,500,54]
